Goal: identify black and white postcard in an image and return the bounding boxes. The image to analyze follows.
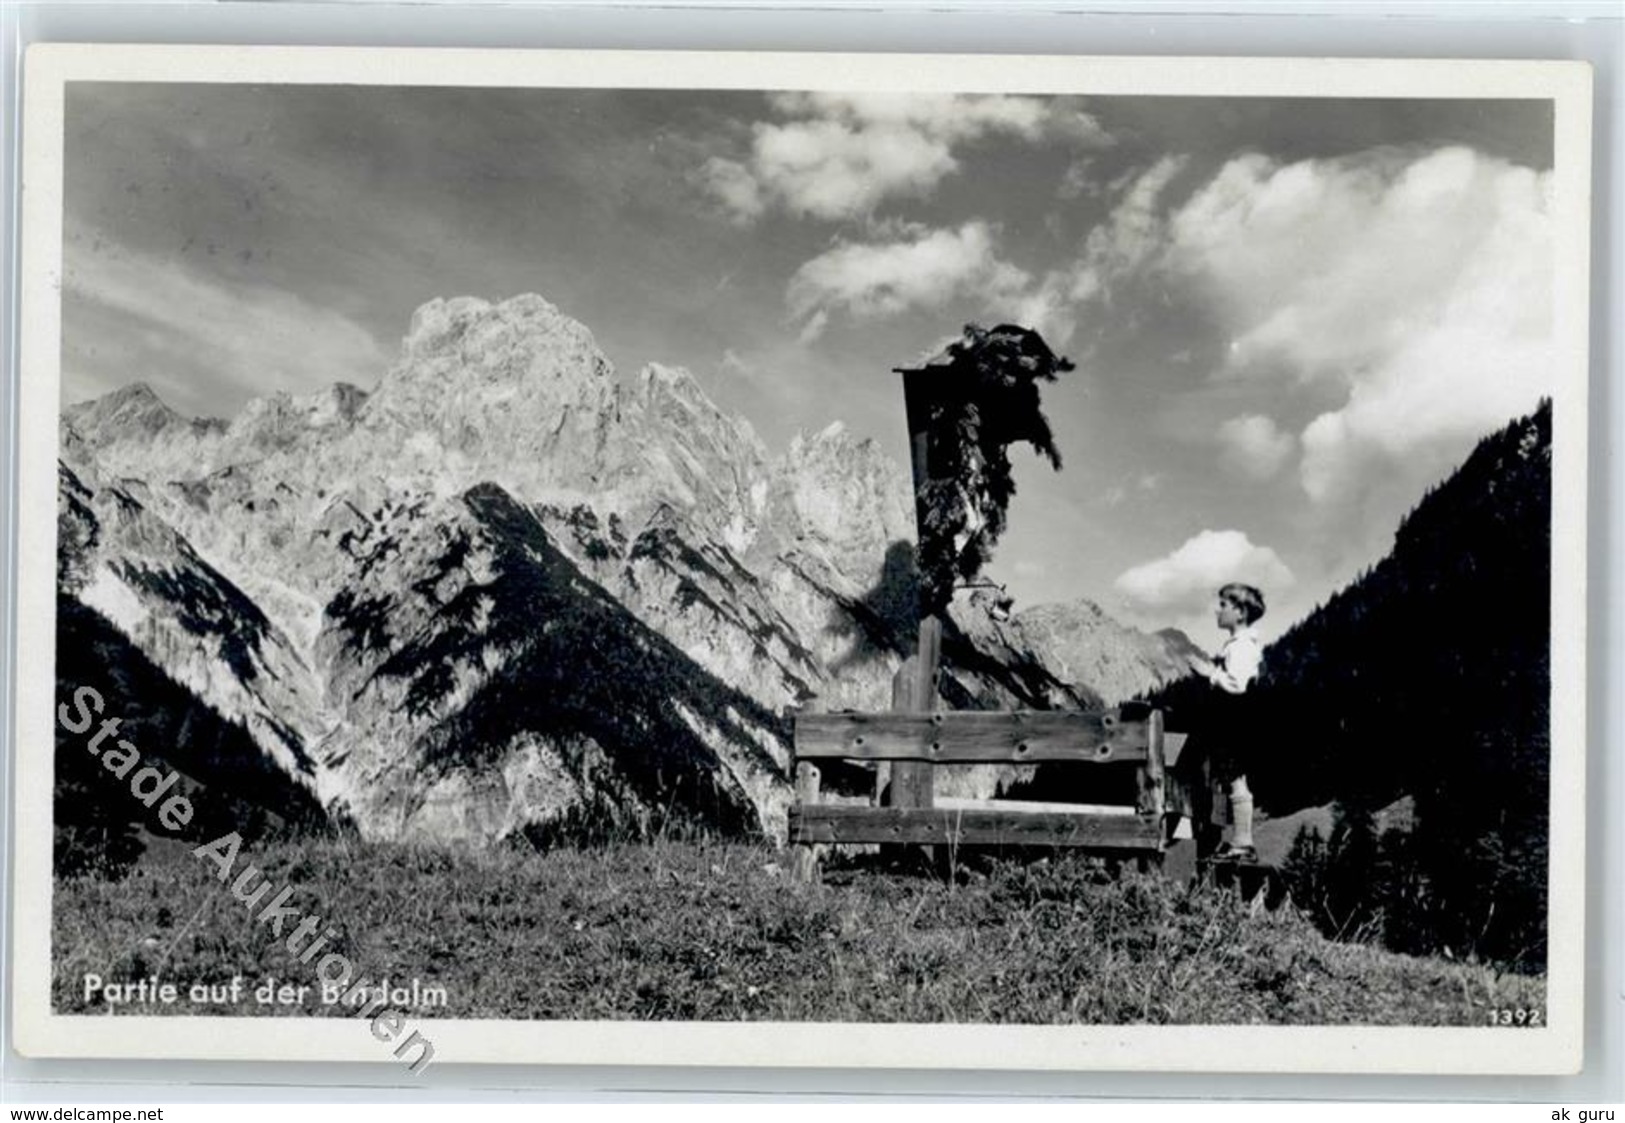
[12,46,1592,1074]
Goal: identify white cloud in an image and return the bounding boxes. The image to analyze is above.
[1012,156,1188,345]
[1032,144,1551,547]
[1003,266,1097,350]
[795,308,831,346]
[1160,147,1552,504]
[774,91,1056,139]
[787,221,1031,338]
[1217,414,1295,480]
[1084,155,1189,283]
[64,221,390,414]
[702,157,765,223]
[1058,157,1100,201]
[708,93,1111,223]
[1114,529,1294,624]
[771,150,1178,351]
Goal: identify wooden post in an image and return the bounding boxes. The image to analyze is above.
[896,351,955,872]
[895,363,943,815]
[896,617,940,809]
[899,367,934,530]
[888,657,919,745]
[793,760,822,884]
[882,620,941,869]
[1127,709,1166,873]
[1136,708,1166,823]
[880,658,913,867]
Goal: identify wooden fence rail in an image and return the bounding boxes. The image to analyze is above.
[787,696,1175,881]
[792,710,1151,763]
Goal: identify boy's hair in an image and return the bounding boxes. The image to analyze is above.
[1219,582,1266,625]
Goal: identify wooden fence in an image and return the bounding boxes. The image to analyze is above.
[787,674,1185,881]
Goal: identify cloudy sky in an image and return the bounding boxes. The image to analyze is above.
[60,83,1554,644]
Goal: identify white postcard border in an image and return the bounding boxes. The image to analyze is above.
[11,44,1594,1075]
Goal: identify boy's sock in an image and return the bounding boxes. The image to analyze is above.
[1230,781,1255,851]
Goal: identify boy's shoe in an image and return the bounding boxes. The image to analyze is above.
[1213,843,1258,863]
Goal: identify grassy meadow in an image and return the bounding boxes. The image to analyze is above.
[53,834,1544,1025]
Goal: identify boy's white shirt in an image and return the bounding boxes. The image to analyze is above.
[1206,624,1262,694]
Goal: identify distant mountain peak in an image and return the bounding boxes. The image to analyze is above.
[401,294,608,375]
[1012,598,1201,705]
[68,380,183,430]
[377,293,615,417]
[639,362,692,390]
[786,420,856,457]
[64,381,230,484]
[109,380,162,405]
[324,381,370,419]
[629,362,753,441]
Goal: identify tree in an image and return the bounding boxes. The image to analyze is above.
[1280,823,1330,923]
[1279,803,1392,942]
[1323,800,1382,939]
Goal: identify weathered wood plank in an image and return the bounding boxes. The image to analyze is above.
[887,651,936,808]
[933,796,1136,816]
[794,760,823,805]
[794,710,1151,763]
[789,806,1163,849]
[1137,708,1166,816]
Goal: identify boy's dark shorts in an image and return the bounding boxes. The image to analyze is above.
[1171,685,1252,823]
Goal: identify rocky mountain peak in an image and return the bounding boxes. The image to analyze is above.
[628,362,761,451]
[768,419,913,570]
[637,360,695,393]
[66,381,211,442]
[399,294,610,383]
[102,379,164,409]
[318,381,370,423]
[64,382,228,483]
[218,383,373,463]
[316,294,622,504]
[1013,598,1200,706]
[384,293,612,406]
[785,420,849,458]
[615,362,771,551]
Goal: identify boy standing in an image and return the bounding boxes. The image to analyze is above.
[1188,582,1266,862]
